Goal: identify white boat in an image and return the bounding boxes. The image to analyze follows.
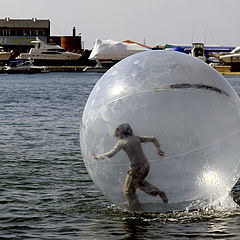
[219,46,240,64]
[83,66,109,73]
[16,38,82,65]
[89,39,151,65]
[0,46,12,62]
[83,59,109,73]
[190,43,206,62]
[6,60,49,74]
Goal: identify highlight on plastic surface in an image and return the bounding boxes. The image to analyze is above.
[80,50,240,212]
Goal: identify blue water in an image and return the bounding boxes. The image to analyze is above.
[0,72,240,239]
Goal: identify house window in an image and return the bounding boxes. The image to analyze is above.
[24,30,30,36]
[3,29,10,36]
[31,30,37,36]
[38,30,44,36]
[10,30,17,36]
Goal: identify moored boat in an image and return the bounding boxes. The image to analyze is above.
[190,43,206,62]
[83,59,109,73]
[219,47,240,64]
[83,66,109,73]
[0,46,12,64]
[6,60,49,74]
[16,38,82,66]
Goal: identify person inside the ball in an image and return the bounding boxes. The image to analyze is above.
[91,123,168,211]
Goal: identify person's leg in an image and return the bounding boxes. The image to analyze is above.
[139,179,168,203]
[138,163,168,203]
[123,171,142,211]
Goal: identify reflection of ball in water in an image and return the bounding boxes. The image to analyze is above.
[80,50,240,211]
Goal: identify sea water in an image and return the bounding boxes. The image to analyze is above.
[0,72,240,239]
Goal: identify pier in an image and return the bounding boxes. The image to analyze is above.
[1,64,240,75]
[213,65,240,75]
[0,65,90,73]
[45,66,86,72]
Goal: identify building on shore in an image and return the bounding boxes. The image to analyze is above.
[0,18,50,54]
[0,18,83,57]
[49,27,82,53]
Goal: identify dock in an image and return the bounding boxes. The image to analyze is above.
[46,65,240,75]
[46,66,87,72]
[0,65,89,73]
[213,65,240,75]
[1,64,240,75]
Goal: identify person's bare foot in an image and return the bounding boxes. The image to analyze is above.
[159,191,168,203]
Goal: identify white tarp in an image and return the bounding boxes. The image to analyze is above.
[89,39,151,60]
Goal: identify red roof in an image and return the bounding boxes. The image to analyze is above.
[123,40,151,49]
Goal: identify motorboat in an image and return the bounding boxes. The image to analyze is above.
[6,60,49,74]
[83,66,109,73]
[16,38,82,65]
[190,43,206,62]
[219,46,240,64]
[83,59,109,73]
[0,46,12,63]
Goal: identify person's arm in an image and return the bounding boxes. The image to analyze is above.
[140,136,165,157]
[91,141,122,159]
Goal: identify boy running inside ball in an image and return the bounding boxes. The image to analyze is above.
[91,123,168,211]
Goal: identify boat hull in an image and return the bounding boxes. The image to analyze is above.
[6,67,47,74]
[16,57,82,66]
[220,55,240,64]
[0,52,11,61]
[83,66,109,73]
[31,59,82,66]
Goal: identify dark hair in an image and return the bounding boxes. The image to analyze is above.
[114,123,133,139]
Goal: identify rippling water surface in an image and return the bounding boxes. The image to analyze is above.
[0,72,240,239]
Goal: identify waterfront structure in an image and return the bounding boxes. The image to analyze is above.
[0,18,84,65]
[50,27,82,53]
[0,18,50,53]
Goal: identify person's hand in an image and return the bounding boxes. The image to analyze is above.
[91,152,97,159]
[158,149,165,157]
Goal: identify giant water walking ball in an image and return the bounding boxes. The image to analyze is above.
[80,50,240,212]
